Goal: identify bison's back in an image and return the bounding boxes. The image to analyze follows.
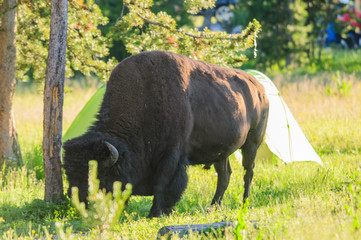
[95,51,267,164]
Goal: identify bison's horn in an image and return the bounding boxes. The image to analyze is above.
[103,141,119,167]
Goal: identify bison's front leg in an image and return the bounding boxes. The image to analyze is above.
[211,157,232,205]
[148,152,188,218]
[148,193,166,218]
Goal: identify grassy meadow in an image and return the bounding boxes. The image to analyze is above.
[1,52,361,239]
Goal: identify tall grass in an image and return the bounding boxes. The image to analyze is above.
[1,73,360,239]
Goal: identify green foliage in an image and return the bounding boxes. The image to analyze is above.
[94,0,129,61]
[305,0,346,62]
[16,0,117,83]
[287,0,312,64]
[234,0,351,69]
[184,0,215,14]
[306,1,341,37]
[326,70,353,97]
[109,0,261,67]
[23,144,44,180]
[235,0,311,68]
[97,0,199,61]
[94,0,124,29]
[152,0,195,27]
[70,161,132,235]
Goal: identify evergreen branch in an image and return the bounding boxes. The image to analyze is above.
[68,48,110,72]
[134,12,240,41]
[17,45,33,59]
[17,39,42,59]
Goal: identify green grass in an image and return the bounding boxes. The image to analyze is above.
[243,48,361,78]
[1,69,361,239]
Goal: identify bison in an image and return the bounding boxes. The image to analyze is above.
[63,51,269,218]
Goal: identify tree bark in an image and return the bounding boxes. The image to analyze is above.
[318,1,332,62]
[0,0,22,167]
[43,0,68,202]
[286,0,294,68]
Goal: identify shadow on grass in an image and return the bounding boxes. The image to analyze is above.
[121,196,153,220]
[0,198,80,235]
[250,186,298,207]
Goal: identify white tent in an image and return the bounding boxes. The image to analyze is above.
[235,70,322,165]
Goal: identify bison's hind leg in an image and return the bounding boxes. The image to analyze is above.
[148,150,188,218]
[211,157,232,206]
[241,114,268,202]
[241,141,258,201]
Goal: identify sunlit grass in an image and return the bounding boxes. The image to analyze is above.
[279,75,361,155]
[1,73,360,239]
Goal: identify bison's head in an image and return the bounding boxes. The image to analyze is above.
[63,132,128,203]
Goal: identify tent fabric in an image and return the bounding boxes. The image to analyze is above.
[63,70,322,165]
[63,84,106,142]
[245,70,322,165]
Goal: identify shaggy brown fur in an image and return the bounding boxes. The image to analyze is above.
[63,51,269,218]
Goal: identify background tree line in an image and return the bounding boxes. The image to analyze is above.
[233,0,358,69]
[95,0,358,69]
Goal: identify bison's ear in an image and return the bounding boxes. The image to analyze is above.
[103,141,119,167]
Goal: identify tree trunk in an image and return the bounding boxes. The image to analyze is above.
[318,2,331,62]
[43,0,68,202]
[0,0,22,167]
[286,0,294,68]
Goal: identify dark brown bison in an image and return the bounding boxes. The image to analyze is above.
[63,51,269,218]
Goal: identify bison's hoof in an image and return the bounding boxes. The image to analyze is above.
[206,204,220,213]
[147,210,163,218]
